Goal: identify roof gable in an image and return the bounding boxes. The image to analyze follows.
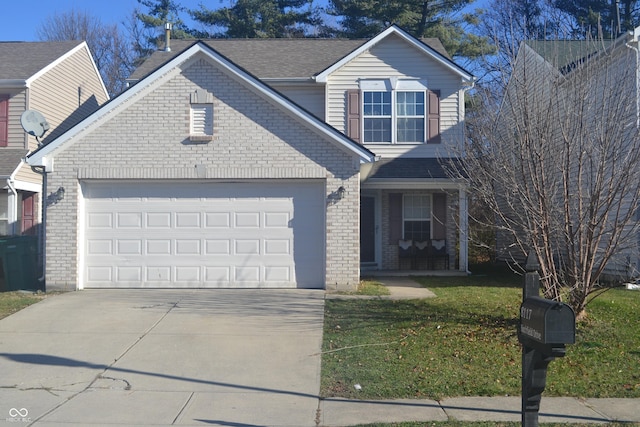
[0,41,85,82]
[315,25,474,83]
[127,28,458,83]
[28,41,374,167]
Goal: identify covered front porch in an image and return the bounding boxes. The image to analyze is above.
[359,158,469,274]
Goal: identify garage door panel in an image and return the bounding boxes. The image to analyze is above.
[147,212,172,228]
[175,266,200,282]
[147,266,171,282]
[205,212,230,228]
[87,239,113,255]
[147,240,172,255]
[82,181,324,288]
[117,266,142,282]
[88,212,112,228]
[176,212,200,228]
[176,240,201,255]
[205,239,230,255]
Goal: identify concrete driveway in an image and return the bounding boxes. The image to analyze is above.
[0,289,325,426]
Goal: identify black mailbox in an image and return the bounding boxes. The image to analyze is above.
[520,296,575,346]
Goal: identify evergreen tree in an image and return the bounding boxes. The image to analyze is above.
[135,0,193,58]
[325,0,494,60]
[189,0,321,38]
[555,0,640,37]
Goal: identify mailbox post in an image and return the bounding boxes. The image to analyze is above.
[519,252,575,427]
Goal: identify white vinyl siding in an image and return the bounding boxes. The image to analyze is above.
[272,84,325,120]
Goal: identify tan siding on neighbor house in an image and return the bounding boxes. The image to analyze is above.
[13,163,41,186]
[5,90,27,149]
[29,46,107,150]
[325,34,465,158]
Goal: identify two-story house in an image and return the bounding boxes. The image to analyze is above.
[494,32,640,282]
[0,41,108,237]
[27,26,474,291]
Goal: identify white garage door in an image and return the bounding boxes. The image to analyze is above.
[81,181,325,289]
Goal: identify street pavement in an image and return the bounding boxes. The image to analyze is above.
[0,281,638,426]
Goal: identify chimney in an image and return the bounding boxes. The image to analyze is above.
[164,22,173,52]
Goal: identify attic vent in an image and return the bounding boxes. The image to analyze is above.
[191,104,213,135]
[189,89,214,142]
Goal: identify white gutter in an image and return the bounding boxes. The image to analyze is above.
[0,80,27,89]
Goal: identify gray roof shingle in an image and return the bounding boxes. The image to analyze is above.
[367,158,461,180]
[0,149,27,176]
[0,41,84,81]
[128,37,450,81]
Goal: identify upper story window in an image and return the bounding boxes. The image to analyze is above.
[348,79,439,145]
[363,90,426,144]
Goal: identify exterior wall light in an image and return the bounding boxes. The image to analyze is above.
[337,186,346,200]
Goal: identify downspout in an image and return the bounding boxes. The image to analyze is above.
[30,165,46,283]
[459,78,476,275]
[6,178,17,236]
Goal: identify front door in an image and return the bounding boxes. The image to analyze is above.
[360,196,376,263]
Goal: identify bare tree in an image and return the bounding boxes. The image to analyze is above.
[37,9,135,96]
[457,34,640,318]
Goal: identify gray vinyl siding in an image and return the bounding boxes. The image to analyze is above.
[325,34,465,158]
[29,46,108,149]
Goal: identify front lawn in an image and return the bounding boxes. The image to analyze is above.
[321,264,640,400]
[0,291,46,320]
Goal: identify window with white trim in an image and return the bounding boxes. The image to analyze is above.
[403,194,431,241]
[361,80,427,144]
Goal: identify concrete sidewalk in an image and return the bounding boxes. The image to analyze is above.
[320,396,640,425]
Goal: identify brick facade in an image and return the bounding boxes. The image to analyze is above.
[44,55,362,290]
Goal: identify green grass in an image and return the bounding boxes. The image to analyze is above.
[0,291,46,320]
[321,264,640,400]
[356,279,392,296]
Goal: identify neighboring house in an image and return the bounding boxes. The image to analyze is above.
[494,32,640,280]
[27,25,474,291]
[0,41,108,237]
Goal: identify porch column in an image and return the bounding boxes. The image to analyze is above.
[458,187,469,272]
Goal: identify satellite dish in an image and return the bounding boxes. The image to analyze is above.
[20,110,50,138]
